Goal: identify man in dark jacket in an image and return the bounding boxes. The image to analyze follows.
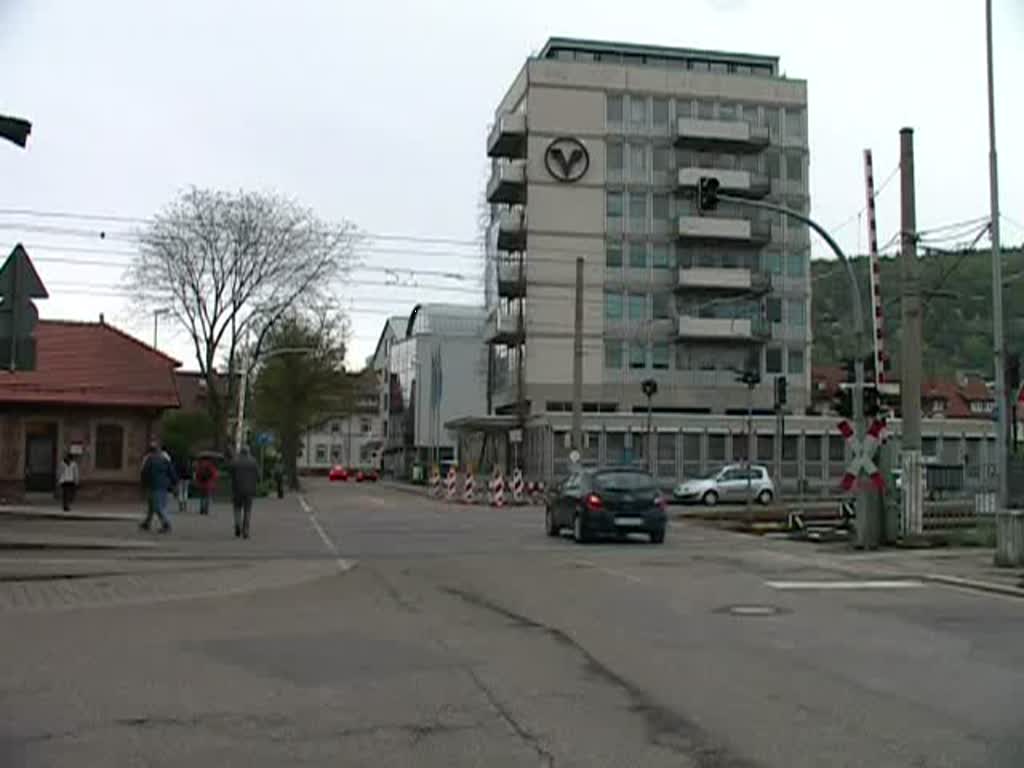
[140,442,177,533]
[230,446,260,539]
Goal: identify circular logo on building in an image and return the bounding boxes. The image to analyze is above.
[544,137,590,183]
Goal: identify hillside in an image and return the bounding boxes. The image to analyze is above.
[811,246,1024,377]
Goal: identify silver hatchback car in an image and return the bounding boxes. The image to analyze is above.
[673,464,775,506]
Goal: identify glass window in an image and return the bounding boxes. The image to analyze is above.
[735,64,752,75]
[652,98,669,127]
[691,60,710,73]
[786,108,806,140]
[628,241,647,268]
[627,292,646,320]
[629,96,647,129]
[606,241,623,268]
[652,342,670,369]
[676,99,693,119]
[765,150,781,178]
[604,291,623,320]
[708,434,726,461]
[787,251,806,277]
[766,347,783,374]
[604,340,623,369]
[652,145,670,173]
[315,444,328,462]
[651,243,671,269]
[607,191,624,225]
[629,342,647,369]
[607,94,624,124]
[710,61,728,74]
[95,424,124,470]
[766,297,782,323]
[765,107,780,136]
[607,141,624,173]
[629,193,647,232]
[629,143,647,180]
[676,148,695,168]
[652,292,671,319]
[787,298,806,326]
[652,194,670,225]
[763,250,783,275]
[697,100,714,119]
[719,103,736,121]
[788,348,805,374]
[786,152,804,182]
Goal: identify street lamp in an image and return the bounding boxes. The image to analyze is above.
[152,307,170,349]
[641,378,658,473]
[735,369,760,519]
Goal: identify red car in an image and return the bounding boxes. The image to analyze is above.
[354,468,379,483]
[328,465,349,482]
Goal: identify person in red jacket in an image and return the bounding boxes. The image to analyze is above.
[194,456,219,516]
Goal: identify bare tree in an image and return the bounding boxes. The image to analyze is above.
[127,187,356,449]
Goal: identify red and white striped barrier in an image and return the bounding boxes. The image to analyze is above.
[429,467,442,498]
[511,468,525,505]
[462,468,476,504]
[445,467,458,502]
[489,468,506,508]
[529,480,546,505]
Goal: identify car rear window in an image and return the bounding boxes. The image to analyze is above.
[593,470,657,492]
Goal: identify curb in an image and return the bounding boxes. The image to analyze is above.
[920,573,1024,599]
[0,536,158,551]
[0,509,139,523]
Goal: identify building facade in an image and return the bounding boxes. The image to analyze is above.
[296,370,382,471]
[484,37,811,419]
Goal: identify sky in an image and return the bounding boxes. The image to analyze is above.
[2,0,1022,371]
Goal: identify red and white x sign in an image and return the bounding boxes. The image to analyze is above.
[838,419,886,492]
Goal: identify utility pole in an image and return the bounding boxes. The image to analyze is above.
[642,378,658,473]
[986,0,1008,510]
[571,257,584,451]
[900,128,924,537]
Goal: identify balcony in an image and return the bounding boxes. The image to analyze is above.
[496,207,526,251]
[486,160,527,205]
[485,307,525,346]
[676,266,771,295]
[674,118,769,153]
[676,315,771,342]
[496,256,526,299]
[677,215,771,244]
[677,167,770,199]
[486,112,527,159]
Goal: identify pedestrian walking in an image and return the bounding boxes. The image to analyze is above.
[194,455,219,515]
[173,452,191,514]
[230,446,260,539]
[58,451,79,511]
[139,441,177,534]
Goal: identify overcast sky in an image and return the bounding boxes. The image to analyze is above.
[2,0,1022,370]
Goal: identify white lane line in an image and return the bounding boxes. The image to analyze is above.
[765,579,925,590]
[299,495,356,572]
[568,559,645,584]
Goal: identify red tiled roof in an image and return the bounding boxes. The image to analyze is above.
[922,378,972,418]
[959,375,991,401]
[0,320,181,408]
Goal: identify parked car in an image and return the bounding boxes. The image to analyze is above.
[328,465,349,482]
[673,464,775,506]
[545,466,667,544]
[355,468,379,482]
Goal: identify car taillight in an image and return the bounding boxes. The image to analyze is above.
[585,493,603,511]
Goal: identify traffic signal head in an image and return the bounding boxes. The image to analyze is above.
[697,177,720,213]
[775,375,787,407]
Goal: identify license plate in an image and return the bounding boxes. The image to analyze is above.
[615,516,644,527]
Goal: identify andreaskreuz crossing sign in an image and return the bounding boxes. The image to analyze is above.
[838,418,886,492]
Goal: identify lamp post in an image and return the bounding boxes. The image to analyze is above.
[735,369,760,520]
[641,378,658,473]
[152,308,169,350]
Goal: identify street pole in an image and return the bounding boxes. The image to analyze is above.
[899,128,924,537]
[746,379,754,521]
[646,397,653,472]
[235,365,247,455]
[571,257,584,451]
[986,0,1008,510]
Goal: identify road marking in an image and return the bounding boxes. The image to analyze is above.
[568,559,645,584]
[299,495,356,573]
[765,579,925,590]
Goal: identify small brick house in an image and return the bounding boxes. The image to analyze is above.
[0,319,181,501]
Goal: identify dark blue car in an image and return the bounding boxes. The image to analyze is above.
[545,467,667,544]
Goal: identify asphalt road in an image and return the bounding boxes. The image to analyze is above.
[3,479,1024,767]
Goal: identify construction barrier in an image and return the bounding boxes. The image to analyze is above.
[511,468,524,505]
[429,467,441,498]
[445,467,458,502]
[489,467,506,508]
[529,480,546,506]
[462,467,476,504]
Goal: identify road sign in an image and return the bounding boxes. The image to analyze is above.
[838,418,885,491]
[255,432,274,447]
[0,244,49,371]
[509,428,522,444]
[568,449,581,464]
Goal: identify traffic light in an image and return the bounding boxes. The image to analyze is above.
[774,375,787,407]
[697,177,720,213]
[0,115,32,148]
[0,244,49,371]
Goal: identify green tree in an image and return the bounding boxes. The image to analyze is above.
[251,312,350,489]
[159,409,216,463]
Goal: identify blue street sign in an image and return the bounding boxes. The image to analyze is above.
[256,432,274,447]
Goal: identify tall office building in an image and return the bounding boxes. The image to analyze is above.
[484,37,810,419]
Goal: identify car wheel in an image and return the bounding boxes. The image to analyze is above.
[650,527,666,544]
[573,512,590,544]
[702,490,719,507]
[545,506,559,537]
[757,489,774,506]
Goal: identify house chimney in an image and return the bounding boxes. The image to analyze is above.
[99,313,105,325]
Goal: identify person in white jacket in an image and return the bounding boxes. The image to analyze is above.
[59,452,80,511]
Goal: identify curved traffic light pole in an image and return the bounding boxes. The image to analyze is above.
[711,190,873,543]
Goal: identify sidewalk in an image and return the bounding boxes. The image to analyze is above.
[0,503,139,523]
